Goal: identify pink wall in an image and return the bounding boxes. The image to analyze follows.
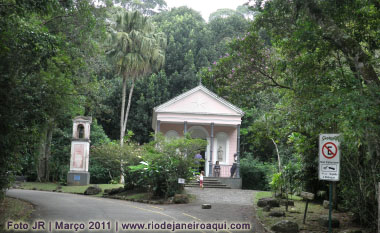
[156,112,241,126]
[159,122,237,167]
[163,90,238,115]
[153,86,243,177]
[160,123,185,137]
[213,125,237,165]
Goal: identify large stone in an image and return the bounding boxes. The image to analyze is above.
[289,207,300,213]
[84,186,102,195]
[257,199,267,207]
[107,187,124,195]
[271,220,299,233]
[257,198,280,208]
[269,211,285,217]
[323,200,330,209]
[104,189,111,194]
[318,215,340,228]
[202,204,212,209]
[173,194,189,204]
[280,200,294,206]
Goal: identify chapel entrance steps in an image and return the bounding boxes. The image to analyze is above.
[185,177,231,189]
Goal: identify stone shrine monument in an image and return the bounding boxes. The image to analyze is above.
[67,116,92,185]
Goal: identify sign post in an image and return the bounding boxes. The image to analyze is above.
[178,178,185,184]
[319,134,340,233]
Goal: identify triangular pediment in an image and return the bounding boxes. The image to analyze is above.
[154,85,244,116]
[73,116,92,123]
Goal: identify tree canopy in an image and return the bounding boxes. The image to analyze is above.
[201,0,380,228]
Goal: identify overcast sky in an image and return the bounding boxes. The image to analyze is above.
[164,0,248,21]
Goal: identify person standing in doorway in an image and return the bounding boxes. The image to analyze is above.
[230,153,238,177]
[194,152,202,172]
[200,171,204,189]
[214,161,220,177]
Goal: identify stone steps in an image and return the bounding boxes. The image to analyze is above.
[185,184,230,189]
[185,177,231,189]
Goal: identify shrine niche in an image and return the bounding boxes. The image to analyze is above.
[67,116,92,185]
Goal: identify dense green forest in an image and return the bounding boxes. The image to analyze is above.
[1,0,379,230]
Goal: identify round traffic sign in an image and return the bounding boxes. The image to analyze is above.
[322,142,337,159]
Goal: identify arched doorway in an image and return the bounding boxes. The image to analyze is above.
[188,126,210,176]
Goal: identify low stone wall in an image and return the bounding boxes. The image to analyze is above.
[215,177,242,189]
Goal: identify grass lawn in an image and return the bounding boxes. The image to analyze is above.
[0,197,34,229]
[254,191,366,233]
[255,191,272,201]
[16,182,162,203]
[123,192,150,200]
[18,182,123,197]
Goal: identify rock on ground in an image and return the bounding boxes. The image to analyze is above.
[201,204,212,209]
[84,186,102,195]
[289,207,300,213]
[271,220,299,233]
[318,215,340,228]
[173,194,189,204]
[257,198,280,208]
[269,211,285,217]
[280,200,294,206]
[105,187,124,195]
[323,200,330,209]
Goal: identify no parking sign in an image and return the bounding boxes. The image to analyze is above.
[319,134,340,181]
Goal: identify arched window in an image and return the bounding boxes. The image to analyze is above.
[77,124,85,139]
[189,126,209,139]
[165,130,179,141]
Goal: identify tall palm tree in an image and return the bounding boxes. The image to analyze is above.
[107,11,166,147]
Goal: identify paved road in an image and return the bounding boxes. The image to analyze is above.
[5,188,265,233]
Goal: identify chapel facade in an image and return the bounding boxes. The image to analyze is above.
[152,85,244,178]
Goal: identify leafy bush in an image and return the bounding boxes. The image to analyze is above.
[269,172,284,193]
[240,155,275,190]
[125,134,207,198]
[90,139,140,184]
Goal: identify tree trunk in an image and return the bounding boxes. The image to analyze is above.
[120,77,127,146]
[119,76,135,184]
[37,123,48,182]
[44,120,53,181]
[120,77,135,146]
[122,78,135,141]
[37,118,54,182]
[271,138,282,172]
